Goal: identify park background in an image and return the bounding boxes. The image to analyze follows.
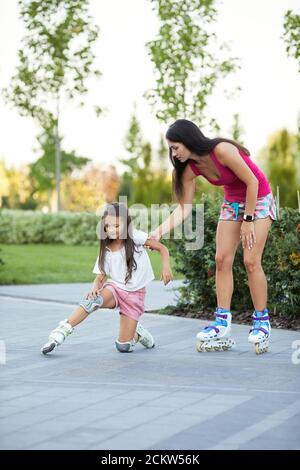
[0,0,299,319]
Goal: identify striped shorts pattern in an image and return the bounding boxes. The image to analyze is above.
[219,192,277,222]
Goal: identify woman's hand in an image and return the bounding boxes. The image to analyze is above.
[240,221,256,250]
[160,266,173,285]
[148,229,161,241]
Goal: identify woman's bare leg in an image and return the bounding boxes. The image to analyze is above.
[215,221,242,310]
[243,218,272,310]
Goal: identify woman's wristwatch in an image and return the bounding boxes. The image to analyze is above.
[243,214,255,222]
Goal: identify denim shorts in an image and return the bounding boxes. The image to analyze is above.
[219,192,277,222]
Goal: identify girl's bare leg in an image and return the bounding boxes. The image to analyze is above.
[68,288,117,327]
[42,288,117,355]
[118,314,138,343]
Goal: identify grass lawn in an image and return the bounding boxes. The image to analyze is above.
[0,244,181,285]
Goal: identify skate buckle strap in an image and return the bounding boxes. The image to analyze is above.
[215,313,229,319]
[251,314,269,321]
[59,322,73,337]
[204,325,219,333]
[249,326,269,336]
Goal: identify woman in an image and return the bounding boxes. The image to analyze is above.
[149,119,276,354]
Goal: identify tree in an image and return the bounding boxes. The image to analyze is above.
[0,161,10,208]
[2,0,102,211]
[283,10,300,72]
[281,11,300,207]
[0,162,35,209]
[229,113,244,144]
[30,126,90,211]
[133,142,154,204]
[150,134,172,202]
[258,129,299,208]
[119,114,154,205]
[144,0,239,129]
[119,113,172,205]
[84,164,120,204]
[118,110,143,202]
[56,164,119,212]
[296,113,300,178]
[61,175,105,212]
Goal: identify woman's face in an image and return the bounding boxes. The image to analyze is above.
[167,140,191,163]
[104,215,125,239]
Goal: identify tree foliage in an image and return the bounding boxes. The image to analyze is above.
[145,0,239,129]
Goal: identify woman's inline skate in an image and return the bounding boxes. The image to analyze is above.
[196,308,235,352]
[248,308,271,354]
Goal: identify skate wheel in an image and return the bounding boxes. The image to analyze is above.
[254,343,268,355]
[227,340,235,350]
[41,341,56,355]
[196,342,204,352]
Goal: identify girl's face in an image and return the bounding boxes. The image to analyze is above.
[167,140,191,163]
[104,215,125,239]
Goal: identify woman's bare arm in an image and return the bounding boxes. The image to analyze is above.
[151,165,196,239]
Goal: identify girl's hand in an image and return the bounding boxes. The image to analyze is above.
[160,267,173,285]
[240,221,256,250]
[86,282,104,299]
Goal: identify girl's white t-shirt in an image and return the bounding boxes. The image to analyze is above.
[92,229,155,291]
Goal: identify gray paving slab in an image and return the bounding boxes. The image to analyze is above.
[0,281,300,450]
[0,280,184,311]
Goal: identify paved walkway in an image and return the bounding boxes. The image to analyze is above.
[0,281,300,450]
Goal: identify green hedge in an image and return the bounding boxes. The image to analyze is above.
[0,210,99,245]
[0,208,165,245]
[1,205,299,315]
[166,195,300,316]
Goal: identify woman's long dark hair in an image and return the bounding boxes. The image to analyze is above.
[166,119,250,200]
[98,203,137,284]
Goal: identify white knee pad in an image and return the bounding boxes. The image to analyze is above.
[79,294,104,314]
[115,340,135,353]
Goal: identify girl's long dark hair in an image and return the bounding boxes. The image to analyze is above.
[98,203,137,284]
[166,119,250,200]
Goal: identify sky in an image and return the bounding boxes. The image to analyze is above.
[0,0,299,171]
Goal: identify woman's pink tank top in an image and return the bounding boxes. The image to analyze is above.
[188,148,271,202]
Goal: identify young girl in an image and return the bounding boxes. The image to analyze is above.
[41,203,173,355]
